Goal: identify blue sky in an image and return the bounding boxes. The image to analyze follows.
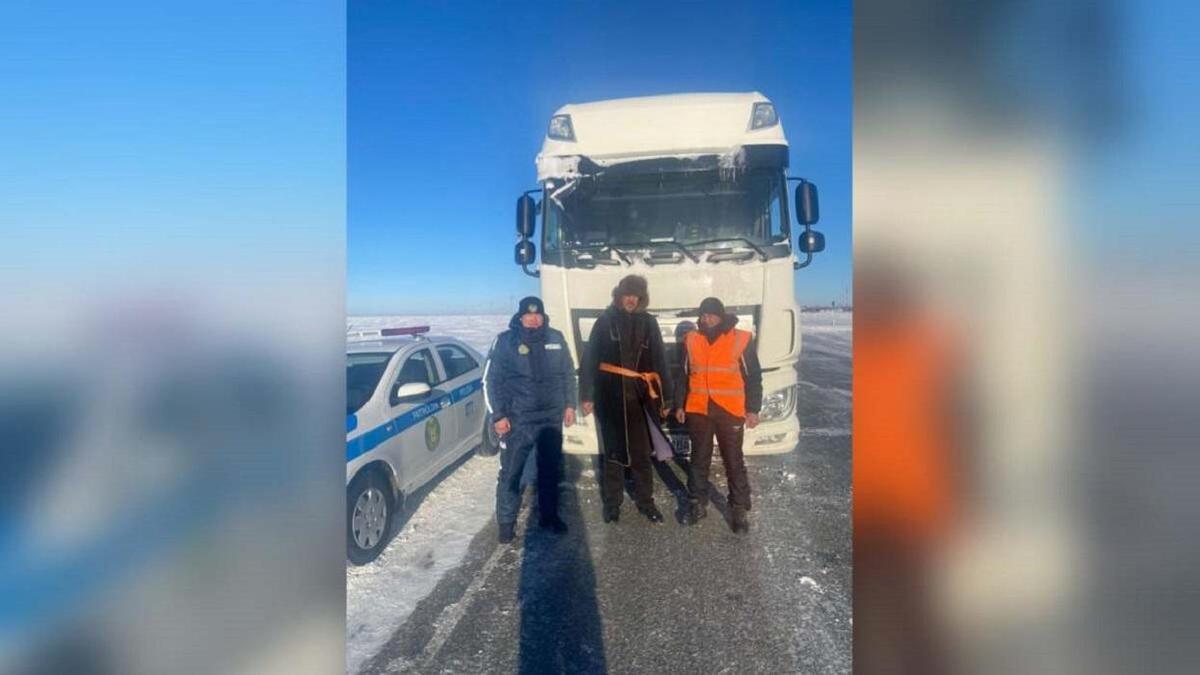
[349,1,851,314]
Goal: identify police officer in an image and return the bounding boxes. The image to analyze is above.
[485,296,578,544]
[675,297,762,533]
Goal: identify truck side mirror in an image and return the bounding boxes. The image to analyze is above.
[798,230,825,254]
[516,194,537,238]
[515,239,536,265]
[794,180,820,226]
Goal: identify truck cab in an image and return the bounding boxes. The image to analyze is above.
[513,92,824,455]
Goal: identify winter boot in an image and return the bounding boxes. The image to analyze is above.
[602,504,620,524]
[730,507,749,534]
[498,522,516,544]
[638,503,665,524]
[686,499,707,526]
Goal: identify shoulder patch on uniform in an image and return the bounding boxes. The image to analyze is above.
[518,344,530,355]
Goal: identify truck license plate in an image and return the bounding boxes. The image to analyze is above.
[671,434,691,457]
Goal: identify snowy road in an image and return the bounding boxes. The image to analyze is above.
[346,311,851,674]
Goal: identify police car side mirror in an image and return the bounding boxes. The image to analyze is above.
[394,382,432,402]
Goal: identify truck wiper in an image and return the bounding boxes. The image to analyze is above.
[706,249,756,263]
[603,245,634,265]
[643,250,686,266]
[569,250,620,267]
[563,243,632,266]
[647,239,699,263]
[689,237,769,262]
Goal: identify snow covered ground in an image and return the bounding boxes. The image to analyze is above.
[344,310,852,674]
[344,453,500,674]
[345,315,509,356]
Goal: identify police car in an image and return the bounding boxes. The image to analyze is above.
[346,326,487,564]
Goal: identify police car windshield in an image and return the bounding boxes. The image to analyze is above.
[347,352,391,415]
[544,169,789,258]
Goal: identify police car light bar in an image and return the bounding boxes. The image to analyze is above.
[381,326,429,336]
[346,326,430,339]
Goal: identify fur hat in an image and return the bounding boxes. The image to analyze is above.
[611,274,649,311]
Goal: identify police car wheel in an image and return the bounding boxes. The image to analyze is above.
[477,415,501,457]
[347,472,392,565]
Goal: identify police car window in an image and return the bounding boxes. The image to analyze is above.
[390,349,438,405]
[437,345,478,380]
[347,352,392,415]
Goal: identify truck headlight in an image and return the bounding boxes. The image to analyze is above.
[757,386,795,422]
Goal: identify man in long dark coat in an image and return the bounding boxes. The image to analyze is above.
[580,275,674,524]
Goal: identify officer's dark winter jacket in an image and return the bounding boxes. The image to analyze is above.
[484,311,578,425]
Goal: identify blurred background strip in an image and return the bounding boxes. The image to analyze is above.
[855,0,1200,673]
[0,2,346,673]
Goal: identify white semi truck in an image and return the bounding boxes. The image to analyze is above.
[511,92,825,455]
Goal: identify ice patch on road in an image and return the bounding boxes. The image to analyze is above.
[345,454,499,675]
[800,576,824,593]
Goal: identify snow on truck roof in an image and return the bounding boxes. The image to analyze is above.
[537,92,788,181]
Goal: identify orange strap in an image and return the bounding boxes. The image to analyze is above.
[598,362,663,401]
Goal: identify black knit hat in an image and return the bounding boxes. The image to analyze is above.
[697,297,726,316]
[517,296,545,316]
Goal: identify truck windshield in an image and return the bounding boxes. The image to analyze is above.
[544,169,789,261]
[347,352,392,415]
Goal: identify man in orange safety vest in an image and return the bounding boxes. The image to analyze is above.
[675,296,763,533]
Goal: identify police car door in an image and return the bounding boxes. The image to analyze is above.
[435,343,484,454]
[384,347,456,488]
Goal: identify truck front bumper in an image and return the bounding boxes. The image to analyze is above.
[561,413,799,456]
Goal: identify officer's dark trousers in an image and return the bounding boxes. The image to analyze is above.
[496,420,563,526]
[686,402,752,511]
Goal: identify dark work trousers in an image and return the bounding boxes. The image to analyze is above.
[686,402,752,511]
[496,420,563,525]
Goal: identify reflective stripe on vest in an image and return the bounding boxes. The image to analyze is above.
[685,328,751,417]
